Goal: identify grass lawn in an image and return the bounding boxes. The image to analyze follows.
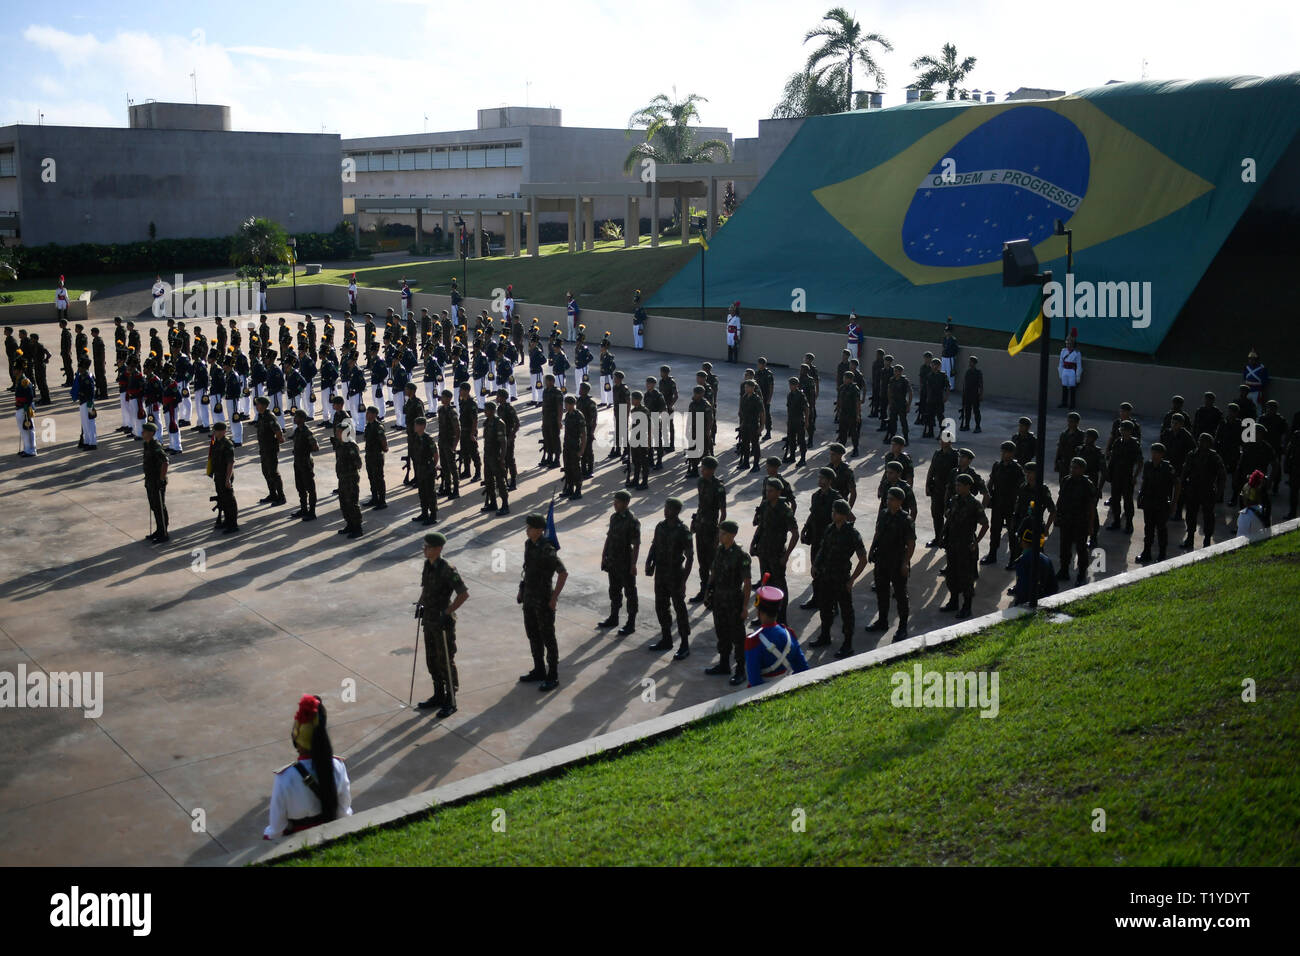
[278,530,1300,867]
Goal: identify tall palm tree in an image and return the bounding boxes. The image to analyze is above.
[624,91,731,233]
[911,42,978,101]
[803,7,893,112]
[771,68,847,119]
[230,216,290,276]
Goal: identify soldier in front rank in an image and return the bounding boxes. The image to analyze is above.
[835,371,862,457]
[826,443,856,508]
[1106,419,1143,532]
[517,513,568,692]
[866,488,916,641]
[141,421,170,542]
[1136,442,1178,564]
[494,388,520,489]
[798,468,843,613]
[685,385,714,478]
[576,383,598,479]
[884,434,914,486]
[478,402,508,514]
[1181,432,1227,550]
[1054,412,1085,487]
[333,418,364,539]
[810,499,869,656]
[1010,463,1055,570]
[941,474,989,619]
[540,373,563,469]
[289,408,319,522]
[785,377,809,466]
[402,383,425,485]
[626,390,651,489]
[416,531,468,718]
[750,477,799,623]
[703,519,753,685]
[689,455,727,603]
[983,441,1025,566]
[738,379,764,471]
[1055,457,1096,584]
[362,406,389,510]
[436,390,460,498]
[763,457,797,514]
[408,416,439,525]
[646,497,694,660]
[458,382,481,482]
[876,461,918,520]
[756,356,775,439]
[925,435,959,547]
[252,396,287,506]
[209,421,239,534]
[598,490,640,636]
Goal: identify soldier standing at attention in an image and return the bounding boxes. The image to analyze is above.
[646,497,694,660]
[785,377,809,466]
[1136,442,1178,564]
[866,488,916,642]
[884,364,912,446]
[610,370,630,462]
[801,353,820,441]
[598,490,641,636]
[253,396,287,506]
[738,380,764,472]
[540,373,563,468]
[416,532,468,718]
[959,355,983,433]
[810,499,869,656]
[685,384,714,477]
[925,436,959,548]
[1181,433,1227,550]
[1055,457,1096,584]
[626,390,651,489]
[756,357,775,440]
[142,421,170,543]
[983,441,1025,566]
[643,376,668,469]
[518,513,568,692]
[494,387,520,489]
[362,406,389,510]
[209,421,238,533]
[575,383,597,480]
[689,455,727,603]
[458,382,481,482]
[659,365,679,453]
[1010,463,1055,571]
[481,401,510,514]
[289,408,319,521]
[1106,419,1143,532]
[409,416,439,525]
[836,370,862,458]
[1054,412,1085,489]
[560,395,587,500]
[437,390,461,499]
[333,418,364,539]
[750,477,799,623]
[799,467,843,611]
[941,474,988,618]
[403,383,425,485]
[1011,416,1036,466]
[827,443,857,508]
[884,434,915,486]
[703,519,752,685]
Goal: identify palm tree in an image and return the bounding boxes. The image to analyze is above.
[911,42,978,101]
[230,216,290,276]
[803,7,893,112]
[771,68,848,119]
[624,91,731,234]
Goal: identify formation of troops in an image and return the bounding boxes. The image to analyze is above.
[5,302,1296,713]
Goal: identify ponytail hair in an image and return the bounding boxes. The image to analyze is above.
[309,695,339,821]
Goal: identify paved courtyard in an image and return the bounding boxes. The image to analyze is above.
[0,308,1247,865]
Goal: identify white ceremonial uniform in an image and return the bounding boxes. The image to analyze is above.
[196,386,211,429]
[56,286,69,317]
[726,313,741,347]
[1058,347,1082,388]
[80,403,97,447]
[263,756,353,840]
[152,281,166,318]
[17,410,36,456]
[348,281,357,311]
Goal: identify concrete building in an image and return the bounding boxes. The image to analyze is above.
[0,103,340,246]
[340,107,733,237]
[733,117,806,202]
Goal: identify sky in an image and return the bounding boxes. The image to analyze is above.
[3,0,1297,140]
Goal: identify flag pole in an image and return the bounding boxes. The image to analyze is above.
[1030,270,1053,608]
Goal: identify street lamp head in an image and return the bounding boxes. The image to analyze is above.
[1053,218,1067,236]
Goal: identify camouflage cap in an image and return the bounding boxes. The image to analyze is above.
[828,442,846,454]
[700,455,718,468]
[886,487,906,501]
[832,498,853,514]
[720,519,740,534]
[818,466,836,480]
[424,532,447,547]
[1000,440,1017,451]
[613,489,631,502]
[525,513,547,529]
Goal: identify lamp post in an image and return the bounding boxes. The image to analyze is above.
[289,237,298,310]
[456,216,467,298]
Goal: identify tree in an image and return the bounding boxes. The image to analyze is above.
[911,42,978,101]
[230,216,290,276]
[803,7,893,113]
[624,90,731,234]
[771,68,848,119]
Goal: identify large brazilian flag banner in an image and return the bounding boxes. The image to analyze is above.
[648,75,1300,354]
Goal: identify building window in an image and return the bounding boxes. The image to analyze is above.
[449,147,467,169]
[466,147,486,168]
[381,152,398,171]
[504,144,523,167]
[0,150,16,177]
[414,149,431,170]
[483,145,505,168]
[399,150,416,171]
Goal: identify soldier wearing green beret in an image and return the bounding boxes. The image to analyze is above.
[417,532,468,717]
[1011,462,1055,569]
[1136,442,1177,564]
[333,418,364,538]
[703,519,752,684]
[518,513,567,691]
[209,421,239,533]
[142,421,170,542]
[647,497,694,659]
[409,416,439,524]
[827,443,857,507]
[481,401,510,513]
[254,395,287,507]
[560,395,587,499]
[599,490,640,635]
[1056,456,1096,583]
[925,434,959,547]
[751,477,799,622]
[798,467,844,610]
[811,498,868,655]
[289,408,319,522]
[437,390,461,499]
[941,473,988,618]
[877,461,918,520]
[983,441,1025,565]
[784,376,809,466]
[738,380,764,472]
[689,456,727,603]
[867,487,916,640]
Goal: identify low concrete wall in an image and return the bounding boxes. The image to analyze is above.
[268,283,1300,415]
[0,299,90,324]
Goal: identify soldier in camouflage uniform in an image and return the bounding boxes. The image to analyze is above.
[403,383,425,486]
[756,357,775,440]
[876,460,918,519]
[1181,432,1227,550]
[799,467,843,610]
[925,436,959,547]
[518,513,568,692]
[142,421,170,542]
[458,382,481,481]
[750,476,799,623]
[409,416,439,525]
[540,373,563,468]
[494,388,520,490]
[689,455,727,603]
[1136,442,1177,563]
[686,384,714,478]
[983,441,1024,565]
[560,394,587,500]
[1010,462,1055,569]
[289,408,319,521]
[941,473,988,618]
[810,498,868,656]
[598,489,640,636]
[646,497,694,660]
[866,488,916,641]
[209,421,238,533]
[1055,457,1096,584]
[361,405,388,509]
[835,370,862,457]
[333,418,364,538]
[481,401,510,514]
[703,519,752,685]
[738,380,764,471]
[576,382,598,478]
[785,376,809,466]
[827,443,857,508]
[437,389,460,498]
[416,531,468,718]
[800,353,820,441]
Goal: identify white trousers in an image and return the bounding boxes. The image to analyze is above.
[197,390,211,428]
[941,356,956,388]
[633,325,644,349]
[531,373,543,403]
[80,405,97,446]
[120,394,131,430]
[566,316,575,341]
[600,374,613,404]
[17,410,36,454]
